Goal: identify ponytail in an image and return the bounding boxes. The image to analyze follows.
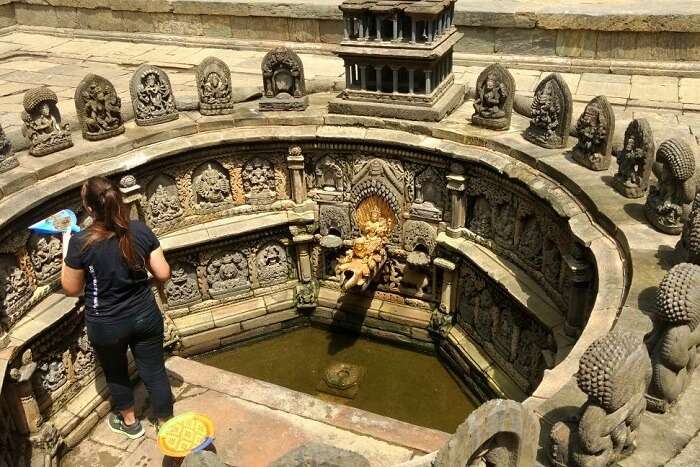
[81,176,142,271]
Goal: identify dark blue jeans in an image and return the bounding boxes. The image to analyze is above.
[87,307,174,419]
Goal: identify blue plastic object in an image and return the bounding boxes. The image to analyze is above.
[28,209,80,235]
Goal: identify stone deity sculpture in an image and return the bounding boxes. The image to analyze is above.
[130,64,178,126]
[75,74,124,141]
[550,330,651,467]
[524,73,572,149]
[679,192,700,265]
[471,63,515,130]
[612,119,655,198]
[572,96,615,171]
[259,46,308,111]
[645,262,700,412]
[0,122,17,174]
[21,87,73,156]
[336,205,391,290]
[196,57,234,115]
[644,138,697,235]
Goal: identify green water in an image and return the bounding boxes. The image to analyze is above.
[196,326,478,432]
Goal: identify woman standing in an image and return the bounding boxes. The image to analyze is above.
[61,176,173,439]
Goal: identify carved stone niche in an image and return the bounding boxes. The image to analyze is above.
[205,250,250,299]
[196,56,234,116]
[645,262,700,413]
[645,138,697,235]
[74,74,124,141]
[21,87,73,157]
[612,118,655,199]
[311,155,348,202]
[256,242,290,287]
[28,233,62,286]
[192,161,232,210]
[242,157,277,205]
[146,174,183,226]
[550,330,651,467]
[319,204,352,239]
[402,220,437,256]
[523,73,572,149]
[0,253,33,328]
[434,399,540,467]
[410,166,445,221]
[164,261,201,308]
[130,64,178,126]
[471,63,515,131]
[259,46,308,111]
[517,215,543,270]
[0,123,18,175]
[572,95,615,171]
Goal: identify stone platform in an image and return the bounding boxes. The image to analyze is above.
[62,357,448,467]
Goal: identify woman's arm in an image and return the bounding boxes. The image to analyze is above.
[147,246,171,283]
[61,263,85,297]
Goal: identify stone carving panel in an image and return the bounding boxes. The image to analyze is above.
[196,56,234,115]
[242,157,277,205]
[260,46,308,111]
[645,138,697,235]
[524,73,572,149]
[203,250,251,299]
[164,261,201,308]
[256,242,290,287]
[310,155,350,202]
[612,118,655,199]
[0,252,34,328]
[74,74,124,141]
[22,87,73,156]
[130,64,178,126]
[192,161,232,209]
[410,166,445,221]
[402,220,437,255]
[28,233,62,286]
[646,262,700,412]
[319,204,352,239]
[456,261,556,392]
[146,174,183,226]
[0,123,18,175]
[471,63,515,131]
[572,95,615,171]
[550,330,651,467]
[680,193,700,265]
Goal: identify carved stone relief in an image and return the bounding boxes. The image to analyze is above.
[524,73,572,149]
[0,253,34,327]
[612,118,655,199]
[572,95,615,171]
[242,157,277,205]
[680,192,700,265]
[21,87,73,156]
[164,261,201,308]
[402,220,437,255]
[28,233,62,286]
[410,166,445,221]
[146,174,183,225]
[646,262,700,412]
[0,123,18,174]
[196,56,234,115]
[310,155,349,202]
[260,46,308,111]
[130,64,178,126]
[74,74,124,141]
[204,251,251,299]
[256,243,290,287]
[645,138,697,235]
[319,204,352,239]
[192,161,232,209]
[550,330,651,467]
[471,63,515,131]
[517,217,543,270]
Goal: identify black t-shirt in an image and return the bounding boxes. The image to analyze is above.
[64,220,160,323]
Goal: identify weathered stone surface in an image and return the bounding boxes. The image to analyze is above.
[268,442,370,467]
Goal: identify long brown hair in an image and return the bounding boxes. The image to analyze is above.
[81,176,141,271]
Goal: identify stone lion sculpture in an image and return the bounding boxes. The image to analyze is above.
[550,329,651,467]
[645,262,700,413]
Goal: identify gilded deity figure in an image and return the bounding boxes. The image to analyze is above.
[473,72,506,119]
[336,206,390,290]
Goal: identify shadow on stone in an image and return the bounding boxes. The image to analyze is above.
[623,202,647,223]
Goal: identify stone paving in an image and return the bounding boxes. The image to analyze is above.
[0,31,698,148]
[61,357,446,467]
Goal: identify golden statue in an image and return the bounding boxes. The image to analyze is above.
[336,199,392,290]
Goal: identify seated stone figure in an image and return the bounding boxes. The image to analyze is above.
[336,206,389,290]
[21,87,73,156]
[75,74,124,141]
[645,262,700,413]
[471,64,514,130]
[644,138,697,235]
[550,330,651,467]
